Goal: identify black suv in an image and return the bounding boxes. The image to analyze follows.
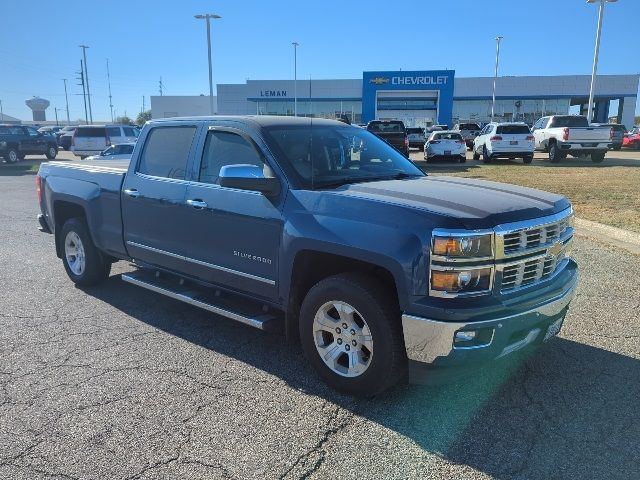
[0,125,58,163]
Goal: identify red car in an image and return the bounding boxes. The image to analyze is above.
[622,127,640,149]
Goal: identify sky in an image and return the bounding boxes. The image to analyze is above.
[1,0,638,122]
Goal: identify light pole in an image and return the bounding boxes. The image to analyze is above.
[194,13,221,115]
[54,107,60,126]
[491,36,503,122]
[292,42,299,116]
[62,79,70,125]
[79,45,93,123]
[586,0,617,123]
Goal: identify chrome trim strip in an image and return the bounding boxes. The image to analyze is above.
[126,241,276,286]
[494,207,573,236]
[121,273,272,330]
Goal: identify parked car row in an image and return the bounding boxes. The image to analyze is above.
[0,124,59,163]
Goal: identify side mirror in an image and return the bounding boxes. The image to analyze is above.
[219,164,280,195]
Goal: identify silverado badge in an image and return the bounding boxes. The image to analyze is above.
[369,77,390,85]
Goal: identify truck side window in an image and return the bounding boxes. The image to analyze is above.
[199,131,265,185]
[137,126,196,180]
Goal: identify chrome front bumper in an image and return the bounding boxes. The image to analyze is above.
[402,275,578,366]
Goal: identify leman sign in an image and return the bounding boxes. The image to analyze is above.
[391,75,448,86]
[260,90,287,97]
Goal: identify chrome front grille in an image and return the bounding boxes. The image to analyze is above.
[502,217,570,254]
[500,249,567,291]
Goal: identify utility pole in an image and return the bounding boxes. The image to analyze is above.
[62,79,70,125]
[194,14,221,115]
[0,99,3,121]
[159,77,164,96]
[54,107,59,126]
[491,36,504,122]
[292,42,299,116]
[586,0,617,123]
[142,96,145,114]
[79,45,93,123]
[77,60,88,124]
[106,58,114,123]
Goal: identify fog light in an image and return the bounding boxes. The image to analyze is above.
[455,331,477,342]
[453,327,494,348]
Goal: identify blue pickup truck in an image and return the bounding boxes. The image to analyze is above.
[36,116,578,396]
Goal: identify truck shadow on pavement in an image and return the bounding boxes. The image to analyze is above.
[84,275,640,479]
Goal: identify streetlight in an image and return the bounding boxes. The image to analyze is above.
[194,13,221,115]
[491,36,503,122]
[292,42,299,116]
[79,45,93,123]
[586,0,617,123]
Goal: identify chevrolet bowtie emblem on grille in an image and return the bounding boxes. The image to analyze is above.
[548,242,562,256]
[369,77,390,85]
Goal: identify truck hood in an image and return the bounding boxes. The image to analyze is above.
[332,176,570,229]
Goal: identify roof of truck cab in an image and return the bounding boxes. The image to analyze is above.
[147,115,347,128]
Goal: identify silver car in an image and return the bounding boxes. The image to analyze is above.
[83,143,135,161]
[424,131,466,163]
[453,122,481,150]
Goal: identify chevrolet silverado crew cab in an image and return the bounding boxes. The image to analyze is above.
[532,115,612,163]
[36,116,578,396]
[1,124,58,163]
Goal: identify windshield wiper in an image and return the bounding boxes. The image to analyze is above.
[314,172,422,190]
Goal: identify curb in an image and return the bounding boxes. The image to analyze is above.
[575,218,640,256]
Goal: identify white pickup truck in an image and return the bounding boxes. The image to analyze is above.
[532,115,612,163]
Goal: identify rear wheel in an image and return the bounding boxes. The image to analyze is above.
[482,146,492,164]
[299,273,406,397]
[590,152,605,163]
[523,155,533,164]
[548,142,564,163]
[4,148,19,164]
[45,145,57,159]
[60,218,111,286]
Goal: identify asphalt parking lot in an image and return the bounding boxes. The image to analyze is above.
[1,162,639,479]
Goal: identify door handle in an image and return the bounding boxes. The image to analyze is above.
[123,188,140,198]
[186,199,208,209]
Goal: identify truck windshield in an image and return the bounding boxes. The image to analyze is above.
[263,125,424,189]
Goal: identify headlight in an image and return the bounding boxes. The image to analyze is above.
[431,267,493,295]
[432,233,493,258]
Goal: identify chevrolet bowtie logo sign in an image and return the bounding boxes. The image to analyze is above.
[548,241,563,257]
[369,77,390,85]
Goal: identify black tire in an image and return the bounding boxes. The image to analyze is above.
[548,142,564,163]
[299,273,406,397]
[459,156,466,163]
[613,145,621,151]
[4,147,19,164]
[59,218,111,286]
[45,145,57,160]
[523,155,533,164]
[591,152,605,163]
[482,146,492,164]
[472,150,480,160]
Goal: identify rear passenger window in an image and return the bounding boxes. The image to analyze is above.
[77,127,107,137]
[199,131,265,185]
[138,126,196,180]
[107,127,121,138]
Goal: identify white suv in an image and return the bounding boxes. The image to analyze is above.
[472,122,534,164]
[72,125,139,158]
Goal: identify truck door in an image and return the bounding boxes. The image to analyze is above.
[23,127,44,154]
[121,124,199,273]
[182,126,283,301]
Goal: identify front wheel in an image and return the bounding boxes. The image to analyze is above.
[482,146,492,163]
[299,273,406,397]
[4,148,19,164]
[45,145,57,159]
[60,218,111,286]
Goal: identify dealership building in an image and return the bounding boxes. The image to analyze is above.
[151,71,639,128]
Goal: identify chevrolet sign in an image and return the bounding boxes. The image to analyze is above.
[391,76,448,85]
[369,77,390,85]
